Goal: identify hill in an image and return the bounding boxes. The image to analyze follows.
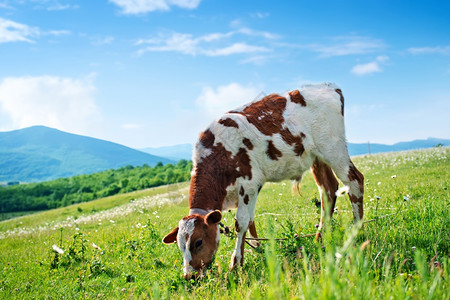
[0,159,192,214]
[0,126,174,183]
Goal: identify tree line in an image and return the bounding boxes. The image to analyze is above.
[0,160,192,213]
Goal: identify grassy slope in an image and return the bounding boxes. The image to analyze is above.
[0,148,448,299]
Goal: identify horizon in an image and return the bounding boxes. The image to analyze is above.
[1,124,448,150]
[1,1,449,148]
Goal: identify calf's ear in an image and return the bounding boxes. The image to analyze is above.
[205,210,222,225]
[162,227,179,244]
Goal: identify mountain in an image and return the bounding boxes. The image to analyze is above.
[0,126,174,183]
[142,137,450,161]
[140,143,193,161]
[347,138,450,156]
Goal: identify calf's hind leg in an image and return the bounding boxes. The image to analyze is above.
[326,158,364,223]
[311,159,339,238]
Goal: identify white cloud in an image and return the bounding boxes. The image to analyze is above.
[46,4,79,11]
[109,0,201,14]
[0,17,70,43]
[408,45,450,55]
[351,62,381,75]
[204,43,270,56]
[240,54,272,65]
[195,83,261,120]
[236,27,279,40]
[351,56,389,76]
[0,2,12,9]
[0,17,39,43]
[91,36,115,46]
[27,0,79,11]
[45,30,71,36]
[308,35,386,57]
[137,32,198,55]
[251,12,270,19]
[0,75,101,135]
[136,28,274,57]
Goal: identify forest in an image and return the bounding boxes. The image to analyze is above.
[0,160,192,213]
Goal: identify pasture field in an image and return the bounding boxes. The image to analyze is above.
[0,147,448,299]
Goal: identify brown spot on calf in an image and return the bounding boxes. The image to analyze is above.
[335,89,344,116]
[231,94,287,136]
[239,186,245,196]
[243,195,249,205]
[243,138,254,150]
[266,140,282,160]
[289,89,306,106]
[199,129,215,149]
[280,129,305,156]
[219,118,239,128]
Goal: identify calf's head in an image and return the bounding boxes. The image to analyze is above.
[163,210,222,279]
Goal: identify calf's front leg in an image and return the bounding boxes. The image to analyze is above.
[229,206,250,270]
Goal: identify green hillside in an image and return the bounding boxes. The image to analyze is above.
[0,126,174,183]
[0,159,192,215]
[0,147,448,299]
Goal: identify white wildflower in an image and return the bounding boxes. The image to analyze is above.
[335,186,350,197]
[391,175,397,178]
[92,243,101,250]
[377,182,381,185]
[52,244,64,254]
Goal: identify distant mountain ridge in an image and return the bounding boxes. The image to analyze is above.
[347,137,450,156]
[140,143,193,161]
[0,126,174,183]
[143,138,450,160]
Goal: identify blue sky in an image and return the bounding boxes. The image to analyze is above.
[0,0,449,148]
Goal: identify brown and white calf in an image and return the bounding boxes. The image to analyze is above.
[163,83,364,279]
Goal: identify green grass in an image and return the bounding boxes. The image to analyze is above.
[0,147,448,299]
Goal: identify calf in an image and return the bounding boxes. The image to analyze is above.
[163,83,364,279]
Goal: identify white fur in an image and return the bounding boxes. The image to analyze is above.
[351,202,362,222]
[177,218,195,274]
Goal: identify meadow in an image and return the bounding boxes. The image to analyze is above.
[0,147,448,299]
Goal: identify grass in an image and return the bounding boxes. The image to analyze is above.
[0,147,448,299]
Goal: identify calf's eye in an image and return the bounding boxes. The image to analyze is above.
[195,239,203,248]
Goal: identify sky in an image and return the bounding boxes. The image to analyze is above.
[0,0,449,149]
